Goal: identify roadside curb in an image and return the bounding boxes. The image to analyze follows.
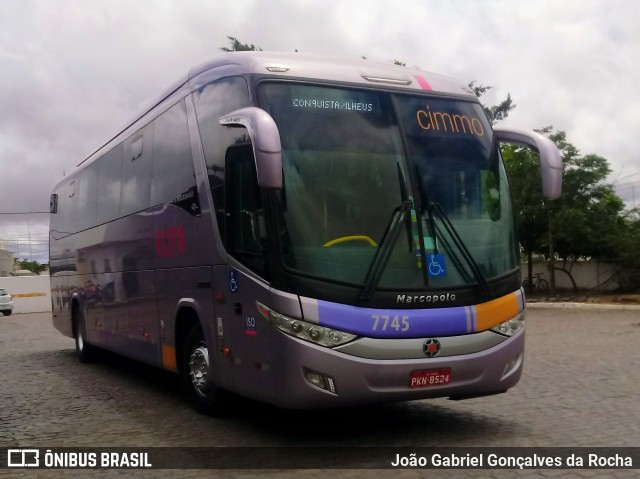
[527,302,640,311]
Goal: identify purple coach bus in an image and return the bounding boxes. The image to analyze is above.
[50,52,561,415]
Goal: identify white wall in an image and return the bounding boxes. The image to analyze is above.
[0,276,52,313]
[521,260,619,292]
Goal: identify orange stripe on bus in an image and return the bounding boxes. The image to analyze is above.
[12,293,47,298]
[475,292,520,331]
[162,345,178,372]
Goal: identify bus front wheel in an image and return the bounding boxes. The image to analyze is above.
[182,325,229,417]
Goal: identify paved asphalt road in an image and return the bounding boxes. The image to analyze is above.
[1,308,639,478]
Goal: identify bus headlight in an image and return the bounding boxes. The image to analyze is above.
[490,312,525,337]
[257,302,358,347]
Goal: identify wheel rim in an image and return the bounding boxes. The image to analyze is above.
[189,343,209,398]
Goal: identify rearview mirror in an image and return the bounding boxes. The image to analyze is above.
[219,107,283,189]
[494,128,563,200]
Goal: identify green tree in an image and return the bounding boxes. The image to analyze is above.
[19,259,47,275]
[468,81,515,125]
[501,128,627,292]
[552,137,624,261]
[470,82,626,292]
[220,36,262,52]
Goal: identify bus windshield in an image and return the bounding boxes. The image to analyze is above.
[260,83,518,291]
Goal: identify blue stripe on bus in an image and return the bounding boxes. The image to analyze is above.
[314,290,524,339]
[316,300,470,338]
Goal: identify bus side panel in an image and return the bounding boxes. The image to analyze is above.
[153,202,220,377]
[120,212,158,365]
[72,213,157,365]
[51,272,74,338]
[50,232,76,339]
[80,226,110,348]
[121,268,159,365]
[156,265,216,375]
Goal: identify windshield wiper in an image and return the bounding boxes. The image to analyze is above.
[428,202,490,297]
[358,200,413,301]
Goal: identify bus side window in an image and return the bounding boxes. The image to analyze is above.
[97,144,124,224]
[65,178,79,234]
[225,142,265,276]
[121,124,154,216]
[50,188,63,234]
[77,162,98,231]
[192,76,252,240]
[151,99,198,212]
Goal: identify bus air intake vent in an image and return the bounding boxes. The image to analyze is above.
[266,66,290,73]
[362,75,411,85]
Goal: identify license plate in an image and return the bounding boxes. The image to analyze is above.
[409,368,451,388]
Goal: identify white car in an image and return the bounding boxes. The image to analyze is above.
[0,288,13,316]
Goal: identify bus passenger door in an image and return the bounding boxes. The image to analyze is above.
[215,144,275,401]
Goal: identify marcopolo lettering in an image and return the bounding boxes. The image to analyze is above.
[397,293,456,304]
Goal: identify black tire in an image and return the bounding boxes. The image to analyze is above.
[181,324,230,417]
[2,311,11,316]
[537,279,549,293]
[74,306,98,363]
[521,279,532,293]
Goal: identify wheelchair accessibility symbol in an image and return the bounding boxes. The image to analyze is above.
[427,253,447,277]
[229,271,239,293]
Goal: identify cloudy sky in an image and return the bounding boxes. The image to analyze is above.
[1,0,639,263]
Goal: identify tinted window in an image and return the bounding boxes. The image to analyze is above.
[65,177,79,234]
[225,144,264,275]
[193,76,251,236]
[77,162,98,231]
[151,100,198,212]
[50,186,63,234]
[96,144,123,224]
[51,180,75,235]
[260,83,517,288]
[259,83,405,285]
[121,124,153,216]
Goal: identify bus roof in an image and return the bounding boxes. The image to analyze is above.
[188,51,475,97]
[74,52,476,173]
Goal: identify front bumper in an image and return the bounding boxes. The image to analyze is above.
[270,328,524,409]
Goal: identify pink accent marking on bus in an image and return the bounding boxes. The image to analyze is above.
[415,75,432,91]
[155,225,188,257]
